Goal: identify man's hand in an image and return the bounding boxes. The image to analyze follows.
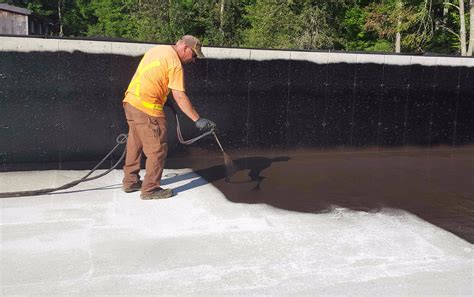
[195,118,216,131]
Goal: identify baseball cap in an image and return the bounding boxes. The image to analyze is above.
[181,35,205,59]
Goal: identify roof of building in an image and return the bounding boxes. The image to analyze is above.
[0,3,32,15]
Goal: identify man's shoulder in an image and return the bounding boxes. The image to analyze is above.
[147,45,181,67]
[147,44,172,56]
[151,44,172,50]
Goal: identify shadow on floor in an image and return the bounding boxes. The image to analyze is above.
[162,156,290,195]
[176,149,474,243]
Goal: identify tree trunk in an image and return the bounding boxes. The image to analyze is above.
[395,0,402,53]
[441,0,450,37]
[443,0,449,27]
[58,0,63,37]
[468,0,473,55]
[459,0,467,55]
[220,0,225,39]
[395,31,401,52]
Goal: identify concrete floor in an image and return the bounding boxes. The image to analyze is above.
[0,168,472,295]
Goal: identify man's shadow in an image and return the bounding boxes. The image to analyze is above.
[164,151,474,243]
[162,156,290,195]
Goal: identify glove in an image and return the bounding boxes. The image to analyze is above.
[195,118,216,131]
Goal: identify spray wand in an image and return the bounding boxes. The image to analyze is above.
[174,111,236,181]
[212,131,236,181]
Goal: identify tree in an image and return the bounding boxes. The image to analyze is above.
[131,1,228,45]
[395,0,403,52]
[294,3,336,50]
[364,0,434,53]
[58,0,63,36]
[62,0,94,36]
[469,0,473,55]
[212,0,253,46]
[404,0,434,52]
[342,4,383,51]
[219,0,225,40]
[242,0,340,50]
[0,0,468,55]
[459,0,467,55]
[242,0,298,49]
[442,0,471,55]
[86,0,138,39]
[131,0,174,43]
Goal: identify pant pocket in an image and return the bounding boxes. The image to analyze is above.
[147,118,160,138]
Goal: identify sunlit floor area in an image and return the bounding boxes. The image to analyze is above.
[0,168,472,295]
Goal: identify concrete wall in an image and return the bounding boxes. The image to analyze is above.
[0,36,473,170]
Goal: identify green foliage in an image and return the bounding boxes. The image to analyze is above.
[342,5,375,50]
[86,0,137,39]
[365,39,394,52]
[242,0,297,49]
[1,0,471,55]
[241,0,338,50]
[294,4,336,49]
[61,0,94,36]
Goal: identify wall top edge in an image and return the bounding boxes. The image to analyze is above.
[1,36,473,67]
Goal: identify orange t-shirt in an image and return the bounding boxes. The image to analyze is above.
[123,45,185,117]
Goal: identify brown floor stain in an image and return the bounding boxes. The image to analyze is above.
[169,147,474,243]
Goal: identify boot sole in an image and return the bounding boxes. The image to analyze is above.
[140,190,173,200]
[140,195,172,200]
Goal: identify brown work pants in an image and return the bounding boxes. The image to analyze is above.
[122,103,168,194]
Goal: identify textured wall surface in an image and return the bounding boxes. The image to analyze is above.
[0,36,473,170]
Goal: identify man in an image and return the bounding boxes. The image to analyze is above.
[122,35,215,200]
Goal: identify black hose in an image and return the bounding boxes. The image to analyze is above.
[0,108,230,199]
[0,134,128,199]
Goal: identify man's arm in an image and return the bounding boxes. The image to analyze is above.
[171,89,216,131]
[171,89,200,122]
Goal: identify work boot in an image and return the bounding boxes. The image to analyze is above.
[140,188,173,200]
[122,180,142,193]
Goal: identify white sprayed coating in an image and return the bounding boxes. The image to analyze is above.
[1,36,473,66]
[204,47,251,60]
[290,51,329,64]
[250,48,291,61]
[357,53,386,64]
[0,169,472,295]
[111,42,154,56]
[436,56,469,67]
[465,58,474,67]
[1,36,59,52]
[410,56,439,67]
[384,55,413,66]
[58,39,112,54]
[328,52,358,64]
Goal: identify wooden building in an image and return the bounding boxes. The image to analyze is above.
[0,3,52,36]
